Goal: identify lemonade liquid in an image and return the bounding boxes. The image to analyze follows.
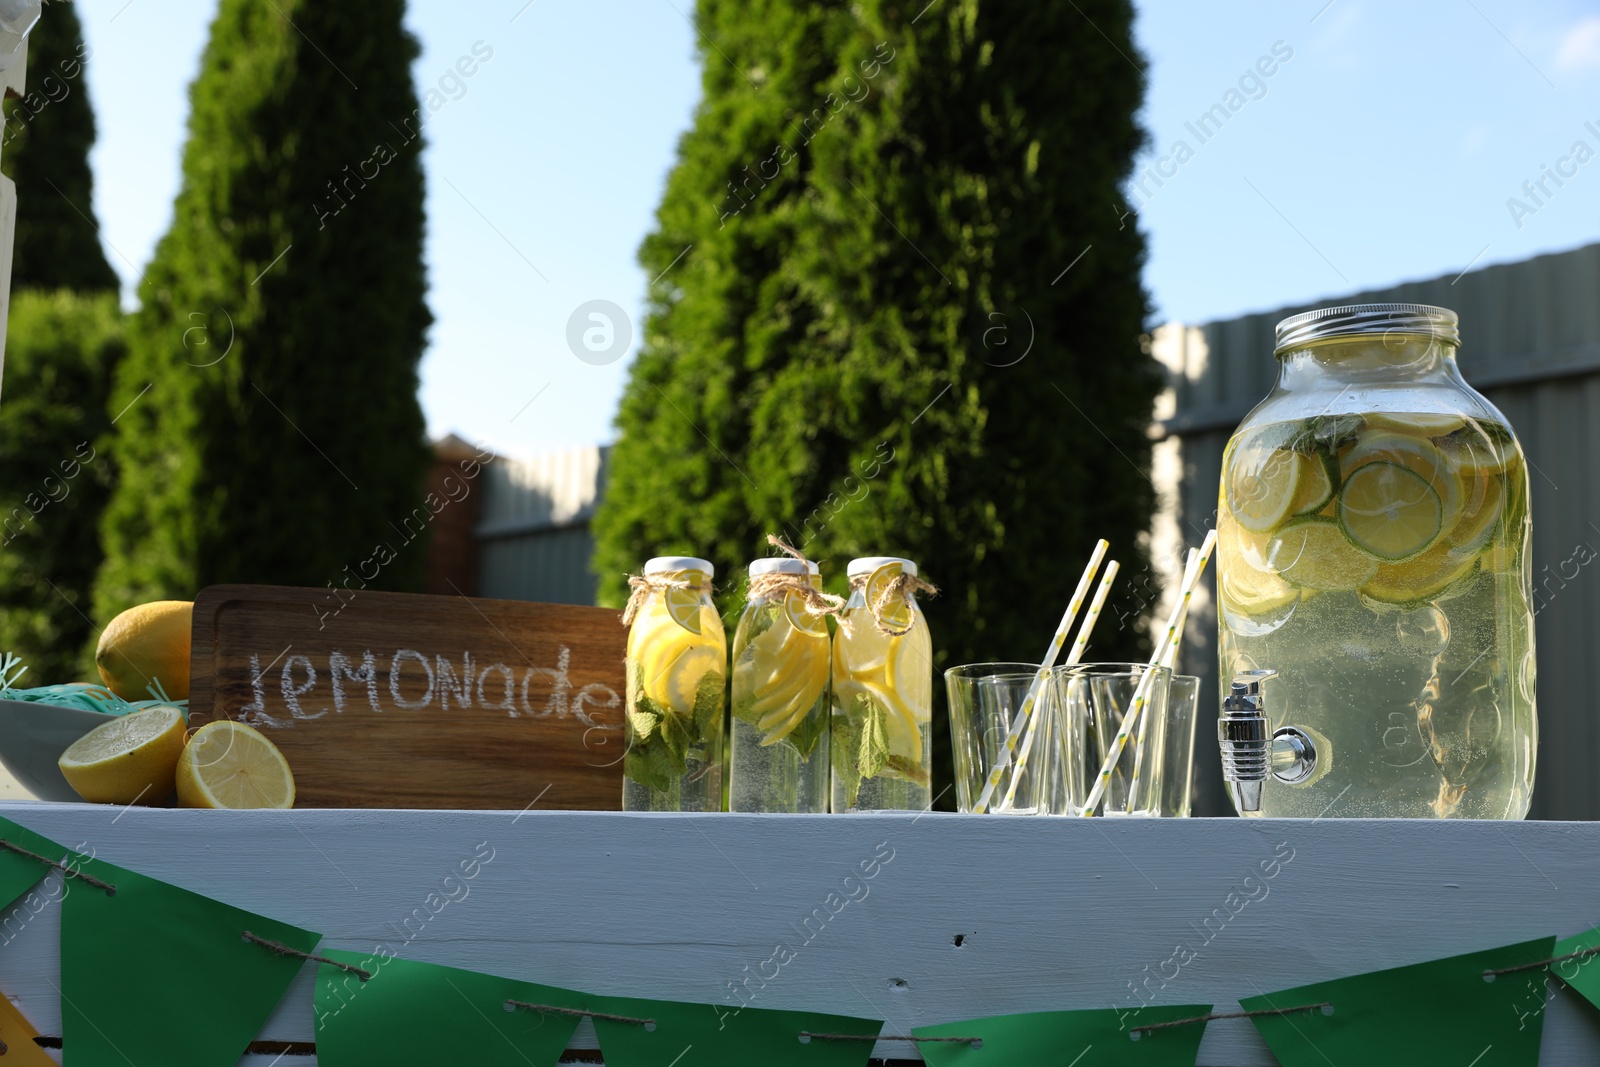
[621,557,726,812]
[831,558,933,812]
[1219,407,1535,818]
[728,560,831,812]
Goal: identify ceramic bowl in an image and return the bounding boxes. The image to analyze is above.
[0,698,115,802]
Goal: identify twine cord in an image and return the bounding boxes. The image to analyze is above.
[0,839,116,895]
[505,1000,655,1027]
[1129,1002,1332,1033]
[620,573,698,627]
[1486,946,1600,977]
[800,1031,981,1047]
[748,535,844,618]
[241,932,371,981]
[848,570,939,637]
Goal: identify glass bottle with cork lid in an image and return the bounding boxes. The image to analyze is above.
[1216,303,1535,818]
[831,556,935,812]
[728,555,837,812]
[621,556,727,812]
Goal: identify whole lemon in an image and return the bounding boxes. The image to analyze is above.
[96,601,194,701]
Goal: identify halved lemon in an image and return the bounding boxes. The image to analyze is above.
[176,721,295,809]
[1340,430,1462,535]
[59,705,187,805]
[1266,517,1379,591]
[1361,541,1481,605]
[1226,447,1304,533]
[1338,461,1443,562]
[863,562,912,631]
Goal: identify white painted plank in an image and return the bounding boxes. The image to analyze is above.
[0,804,1595,1065]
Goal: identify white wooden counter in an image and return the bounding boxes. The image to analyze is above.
[0,804,1596,1065]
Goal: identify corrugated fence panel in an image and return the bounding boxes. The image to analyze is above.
[475,446,610,607]
[1159,241,1600,819]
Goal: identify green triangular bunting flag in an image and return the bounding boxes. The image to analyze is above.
[61,853,320,1066]
[0,815,76,915]
[314,950,590,1065]
[1550,925,1600,1014]
[913,1005,1213,1066]
[587,991,881,1067]
[1241,937,1555,1066]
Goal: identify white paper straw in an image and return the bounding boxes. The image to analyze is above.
[1159,548,1200,673]
[970,539,1109,815]
[1079,528,1217,817]
[1001,559,1120,809]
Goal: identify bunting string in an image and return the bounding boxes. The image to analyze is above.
[1129,1002,1333,1033]
[1485,945,1600,977]
[0,838,116,895]
[505,1000,656,1027]
[242,931,371,980]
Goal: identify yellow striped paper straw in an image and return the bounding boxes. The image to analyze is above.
[1079,528,1217,817]
[1001,559,1120,809]
[970,539,1109,815]
[1127,548,1199,811]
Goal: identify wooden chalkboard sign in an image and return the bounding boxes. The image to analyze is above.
[188,585,626,810]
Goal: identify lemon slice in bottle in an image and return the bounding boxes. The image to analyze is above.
[1226,447,1304,532]
[640,638,721,714]
[176,720,296,809]
[1266,517,1379,591]
[662,585,704,635]
[863,562,912,631]
[1288,452,1337,516]
[783,590,828,638]
[1338,461,1444,562]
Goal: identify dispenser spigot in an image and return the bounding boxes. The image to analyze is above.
[1217,670,1317,815]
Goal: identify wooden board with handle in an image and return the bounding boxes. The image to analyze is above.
[188,584,626,809]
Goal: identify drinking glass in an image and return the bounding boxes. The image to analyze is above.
[945,663,1051,814]
[1053,663,1171,816]
[1159,675,1201,817]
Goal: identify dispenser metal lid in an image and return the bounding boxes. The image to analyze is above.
[1273,303,1460,356]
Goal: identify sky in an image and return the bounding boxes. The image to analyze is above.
[72,0,1600,460]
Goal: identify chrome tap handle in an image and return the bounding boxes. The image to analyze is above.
[1217,670,1318,814]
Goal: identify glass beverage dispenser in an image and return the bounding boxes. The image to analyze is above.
[1215,304,1536,818]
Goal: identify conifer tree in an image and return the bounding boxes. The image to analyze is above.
[596,0,1157,678]
[0,292,122,680]
[1,0,118,292]
[94,0,432,622]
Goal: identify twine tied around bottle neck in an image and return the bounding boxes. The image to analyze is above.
[747,535,845,620]
[620,571,705,627]
[849,567,938,637]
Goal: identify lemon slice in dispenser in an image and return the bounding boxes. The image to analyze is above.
[1226,447,1304,533]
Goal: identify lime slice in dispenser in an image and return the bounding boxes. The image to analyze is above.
[1338,461,1444,562]
[1441,435,1508,554]
[1340,429,1461,535]
[1226,446,1304,533]
[1266,517,1379,591]
[1288,451,1337,516]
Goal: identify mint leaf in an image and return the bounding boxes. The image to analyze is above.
[624,738,678,793]
[627,704,660,742]
[831,708,863,808]
[885,753,930,788]
[691,669,726,741]
[859,697,890,780]
[785,700,827,762]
